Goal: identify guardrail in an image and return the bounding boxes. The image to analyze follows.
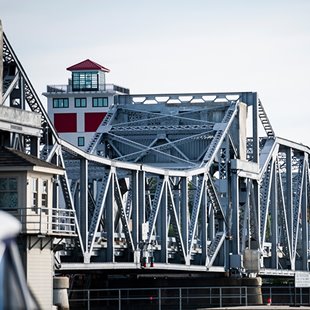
[69,286,250,310]
[6,207,76,236]
[46,84,129,94]
[68,285,310,309]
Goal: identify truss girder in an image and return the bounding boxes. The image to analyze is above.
[3,33,310,275]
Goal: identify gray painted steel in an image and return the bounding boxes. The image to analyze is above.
[2,32,310,278]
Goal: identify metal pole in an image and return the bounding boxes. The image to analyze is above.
[179,288,182,310]
[220,287,222,308]
[87,290,90,310]
[119,289,121,310]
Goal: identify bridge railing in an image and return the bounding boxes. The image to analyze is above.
[68,285,310,309]
[69,286,251,309]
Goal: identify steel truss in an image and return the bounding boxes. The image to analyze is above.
[2,33,310,276]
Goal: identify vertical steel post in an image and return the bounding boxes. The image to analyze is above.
[271,162,278,268]
[220,287,222,308]
[181,177,188,257]
[19,75,25,110]
[138,170,145,240]
[302,155,308,270]
[286,147,293,267]
[87,290,90,310]
[179,288,182,310]
[231,170,240,254]
[201,185,207,263]
[131,170,139,250]
[107,169,115,262]
[80,158,88,255]
[253,180,261,249]
[252,93,259,163]
[119,289,121,310]
[160,177,168,263]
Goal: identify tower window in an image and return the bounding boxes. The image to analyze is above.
[72,72,98,91]
[41,180,48,214]
[75,98,87,108]
[32,178,38,212]
[53,98,69,108]
[0,177,18,211]
[78,137,85,146]
[92,97,108,107]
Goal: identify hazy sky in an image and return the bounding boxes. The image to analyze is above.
[1,0,310,146]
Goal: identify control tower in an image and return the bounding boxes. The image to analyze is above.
[43,59,129,150]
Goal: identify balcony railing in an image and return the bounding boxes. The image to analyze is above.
[8,207,77,236]
[46,84,129,95]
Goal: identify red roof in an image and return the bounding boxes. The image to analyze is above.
[66,59,110,72]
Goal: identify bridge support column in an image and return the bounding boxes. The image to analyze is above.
[80,159,88,258]
[242,276,263,305]
[53,276,69,310]
[210,276,263,306]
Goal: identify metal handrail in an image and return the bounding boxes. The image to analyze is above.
[45,84,129,94]
[5,207,76,236]
[68,285,310,309]
[69,286,250,310]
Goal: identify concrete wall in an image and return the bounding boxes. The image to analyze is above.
[0,105,41,128]
[0,105,42,136]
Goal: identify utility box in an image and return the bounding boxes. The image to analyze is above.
[244,249,260,273]
[230,254,243,269]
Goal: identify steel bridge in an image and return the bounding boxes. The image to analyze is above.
[2,32,310,278]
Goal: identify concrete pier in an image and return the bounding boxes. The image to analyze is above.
[53,276,70,310]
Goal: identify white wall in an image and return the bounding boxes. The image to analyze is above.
[26,236,54,310]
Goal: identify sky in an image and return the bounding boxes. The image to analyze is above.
[1,0,310,146]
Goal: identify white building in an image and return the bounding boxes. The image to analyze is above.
[43,59,129,150]
[0,146,75,309]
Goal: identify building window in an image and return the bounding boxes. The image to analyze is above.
[53,98,69,108]
[78,137,85,146]
[72,72,98,91]
[32,178,38,212]
[0,177,18,210]
[75,98,87,108]
[41,180,48,214]
[92,97,108,107]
